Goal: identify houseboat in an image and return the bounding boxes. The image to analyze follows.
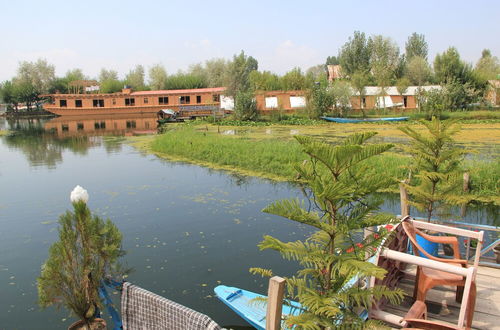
[43,87,231,117]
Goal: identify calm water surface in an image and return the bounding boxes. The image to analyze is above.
[0,117,497,330]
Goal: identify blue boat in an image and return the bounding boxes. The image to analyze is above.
[321,116,409,123]
[214,255,377,328]
[214,285,302,330]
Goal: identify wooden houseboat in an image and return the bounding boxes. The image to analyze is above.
[43,87,230,117]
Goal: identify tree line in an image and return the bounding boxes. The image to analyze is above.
[1,31,499,116]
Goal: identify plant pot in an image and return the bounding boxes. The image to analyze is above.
[68,318,106,330]
[494,246,500,264]
[442,243,455,256]
[416,234,439,258]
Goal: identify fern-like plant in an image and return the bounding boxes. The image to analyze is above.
[251,132,404,329]
[399,117,465,222]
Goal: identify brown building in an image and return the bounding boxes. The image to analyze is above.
[350,86,442,110]
[43,87,226,116]
[254,90,307,113]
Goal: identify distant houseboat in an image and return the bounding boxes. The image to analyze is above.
[43,87,231,117]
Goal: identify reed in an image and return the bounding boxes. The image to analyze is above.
[150,126,499,201]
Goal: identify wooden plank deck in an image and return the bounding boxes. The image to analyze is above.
[384,265,500,329]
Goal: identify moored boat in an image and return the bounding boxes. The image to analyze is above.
[321,116,409,123]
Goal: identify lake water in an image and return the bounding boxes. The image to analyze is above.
[0,116,497,329]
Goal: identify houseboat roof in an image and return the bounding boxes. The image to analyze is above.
[131,87,226,96]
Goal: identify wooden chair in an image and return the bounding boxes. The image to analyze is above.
[401,217,477,329]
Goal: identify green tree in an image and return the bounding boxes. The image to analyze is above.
[125,65,146,90]
[0,81,20,110]
[38,194,124,327]
[406,56,432,86]
[306,64,327,81]
[98,68,119,83]
[338,31,372,76]
[225,51,258,96]
[252,133,403,329]
[204,58,230,87]
[331,80,353,117]
[97,68,123,93]
[405,32,428,61]
[307,80,334,118]
[234,90,257,121]
[65,69,86,82]
[433,47,465,84]
[350,71,370,117]
[399,118,465,222]
[281,67,308,91]
[164,72,207,90]
[326,55,339,65]
[475,49,500,81]
[148,64,168,90]
[369,35,401,107]
[249,71,282,91]
[396,77,410,108]
[16,59,55,95]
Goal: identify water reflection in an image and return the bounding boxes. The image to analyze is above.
[43,114,157,138]
[2,115,158,168]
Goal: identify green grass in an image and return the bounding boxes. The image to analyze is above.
[151,126,305,180]
[149,125,499,202]
[0,130,9,136]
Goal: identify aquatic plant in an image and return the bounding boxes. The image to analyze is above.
[37,186,125,327]
[251,132,404,328]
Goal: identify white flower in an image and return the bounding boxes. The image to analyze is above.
[70,185,89,203]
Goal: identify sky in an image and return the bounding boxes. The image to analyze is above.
[1,0,499,82]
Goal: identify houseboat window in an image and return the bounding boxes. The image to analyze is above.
[403,96,408,108]
[196,95,201,104]
[159,96,169,104]
[62,124,69,131]
[94,121,106,129]
[75,100,82,108]
[126,121,136,128]
[212,94,220,102]
[60,100,67,107]
[112,99,116,105]
[180,96,190,104]
[77,123,84,130]
[93,99,104,107]
[362,97,366,109]
[145,122,150,129]
[125,98,135,106]
[144,98,148,104]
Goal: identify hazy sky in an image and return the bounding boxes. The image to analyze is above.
[1,0,499,81]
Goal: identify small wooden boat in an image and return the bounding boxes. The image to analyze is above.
[157,109,180,124]
[214,255,378,329]
[214,285,302,329]
[321,116,409,123]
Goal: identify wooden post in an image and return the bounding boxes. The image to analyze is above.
[399,181,409,218]
[463,172,470,192]
[461,172,470,216]
[266,276,286,330]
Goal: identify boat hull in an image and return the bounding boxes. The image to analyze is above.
[214,285,301,330]
[321,116,409,123]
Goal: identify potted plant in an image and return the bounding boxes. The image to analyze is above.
[399,117,466,257]
[38,186,125,330]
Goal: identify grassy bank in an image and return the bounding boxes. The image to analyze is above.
[148,125,498,202]
[0,130,8,136]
